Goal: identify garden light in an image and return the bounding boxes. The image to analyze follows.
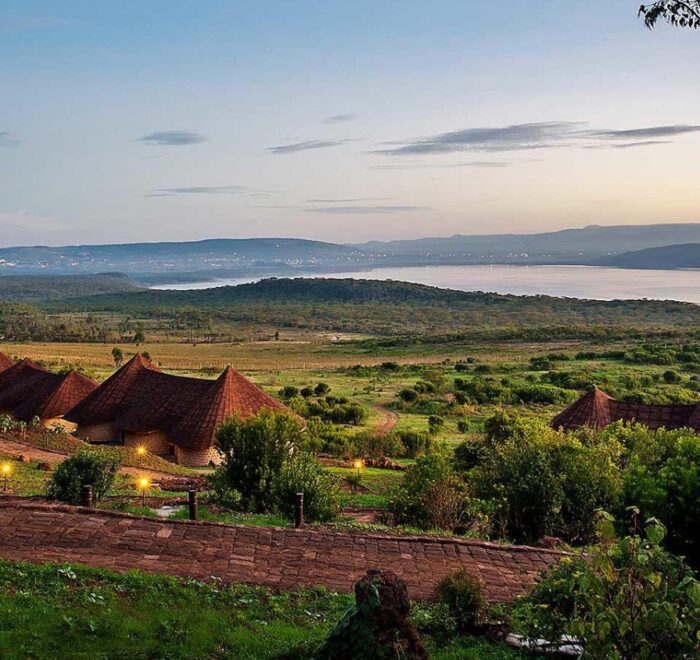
[138,477,150,506]
[1,463,10,491]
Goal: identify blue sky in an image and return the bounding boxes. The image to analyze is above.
[2,1,700,246]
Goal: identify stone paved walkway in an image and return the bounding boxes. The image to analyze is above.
[0,501,566,602]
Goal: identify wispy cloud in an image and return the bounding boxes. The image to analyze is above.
[0,132,19,147]
[376,122,700,156]
[324,113,357,124]
[305,205,428,215]
[137,130,207,146]
[0,15,81,32]
[268,139,349,155]
[372,160,512,170]
[305,197,391,203]
[147,185,269,198]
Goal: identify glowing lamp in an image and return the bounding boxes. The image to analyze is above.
[353,459,364,471]
[136,446,146,456]
[138,477,150,506]
[1,463,10,491]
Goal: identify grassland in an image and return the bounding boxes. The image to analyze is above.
[0,560,525,659]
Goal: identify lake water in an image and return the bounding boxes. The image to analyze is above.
[151,264,700,304]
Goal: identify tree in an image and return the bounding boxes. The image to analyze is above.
[214,410,303,512]
[639,1,700,29]
[111,347,123,368]
[46,451,120,504]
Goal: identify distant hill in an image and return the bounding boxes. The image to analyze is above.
[0,273,139,302]
[2,225,700,279]
[596,244,700,270]
[0,238,363,277]
[353,223,700,261]
[60,277,700,336]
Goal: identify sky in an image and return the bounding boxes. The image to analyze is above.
[2,0,700,246]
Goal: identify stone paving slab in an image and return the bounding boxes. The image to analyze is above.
[0,501,568,602]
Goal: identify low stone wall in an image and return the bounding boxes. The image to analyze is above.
[0,501,567,602]
[175,445,221,467]
[43,417,76,432]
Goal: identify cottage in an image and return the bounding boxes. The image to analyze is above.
[552,385,700,434]
[65,354,289,466]
[0,358,98,430]
[0,352,13,373]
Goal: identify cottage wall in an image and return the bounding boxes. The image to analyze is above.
[123,431,172,456]
[76,422,119,443]
[175,445,221,467]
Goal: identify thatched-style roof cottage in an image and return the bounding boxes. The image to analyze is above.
[65,354,289,466]
[0,358,98,430]
[0,352,13,373]
[552,385,700,434]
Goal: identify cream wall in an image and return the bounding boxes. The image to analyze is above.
[123,431,172,456]
[76,422,119,443]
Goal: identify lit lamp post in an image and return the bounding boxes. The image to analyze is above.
[136,445,146,464]
[1,463,10,491]
[353,458,364,477]
[138,477,150,507]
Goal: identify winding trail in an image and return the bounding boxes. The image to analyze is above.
[373,403,399,434]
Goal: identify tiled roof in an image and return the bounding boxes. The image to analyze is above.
[0,352,13,373]
[552,386,700,433]
[0,361,97,422]
[65,355,289,450]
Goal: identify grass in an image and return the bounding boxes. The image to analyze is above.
[0,559,526,659]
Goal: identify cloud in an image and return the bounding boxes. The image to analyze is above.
[372,160,512,170]
[585,140,673,150]
[0,132,19,147]
[305,197,391,203]
[0,15,81,32]
[147,185,270,198]
[324,113,357,124]
[137,130,207,146]
[588,124,700,140]
[305,205,428,215]
[376,122,700,157]
[268,139,349,154]
[376,122,582,156]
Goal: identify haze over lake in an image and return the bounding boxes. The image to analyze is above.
[152,264,700,304]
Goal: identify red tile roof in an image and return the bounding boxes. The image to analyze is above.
[552,386,700,433]
[0,352,13,373]
[0,361,97,422]
[65,355,289,450]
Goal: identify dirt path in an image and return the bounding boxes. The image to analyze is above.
[0,436,183,482]
[0,500,566,602]
[373,403,399,434]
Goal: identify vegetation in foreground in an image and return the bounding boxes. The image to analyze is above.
[0,560,523,659]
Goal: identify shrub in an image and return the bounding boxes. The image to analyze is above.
[662,369,681,383]
[513,514,700,659]
[427,415,445,435]
[351,431,405,459]
[398,388,419,403]
[273,451,340,522]
[436,570,486,633]
[279,385,299,399]
[313,382,330,396]
[46,450,120,504]
[300,387,314,398]
[395,430,432,458]
[511,383,574,405]
[456,419,469,434]
[390,455,473,531]
[214,411,303,512]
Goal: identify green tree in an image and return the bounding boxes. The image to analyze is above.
[214,410,303,512]
[46,451,120,504]
[111,346,123,367]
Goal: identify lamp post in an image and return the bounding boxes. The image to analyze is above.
[136,445,146,464]
[138,477,150,507]
[1,463,10,491]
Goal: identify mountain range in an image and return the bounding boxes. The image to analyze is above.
[0,224,697,280]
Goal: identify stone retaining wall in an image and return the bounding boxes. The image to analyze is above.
[0,501,567,602]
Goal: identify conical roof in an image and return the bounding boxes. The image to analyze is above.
[0,352,13,373]
[0,358,42,392]
[64,353,159,425]
[169,366,289,450]
[551,386,613,431]
[10,370,98,421]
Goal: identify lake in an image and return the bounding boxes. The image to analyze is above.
[150,264,700,304]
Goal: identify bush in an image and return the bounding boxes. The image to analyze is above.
[273,451,340,522]
[314,382,330,396]
[427,415,445,435]
[390,455,474,531]
[662,369,681,383]
[279,385,299,399]
[436,570,486,633]
[513,514,700,658]
[398,388,419,403]
[46,450,120,504]
[214,411,303,512]
[395,430,432,458]
[351,431,405,459]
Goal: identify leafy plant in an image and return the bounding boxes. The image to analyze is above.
[45,450,120,504]
[436,570,486,633]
